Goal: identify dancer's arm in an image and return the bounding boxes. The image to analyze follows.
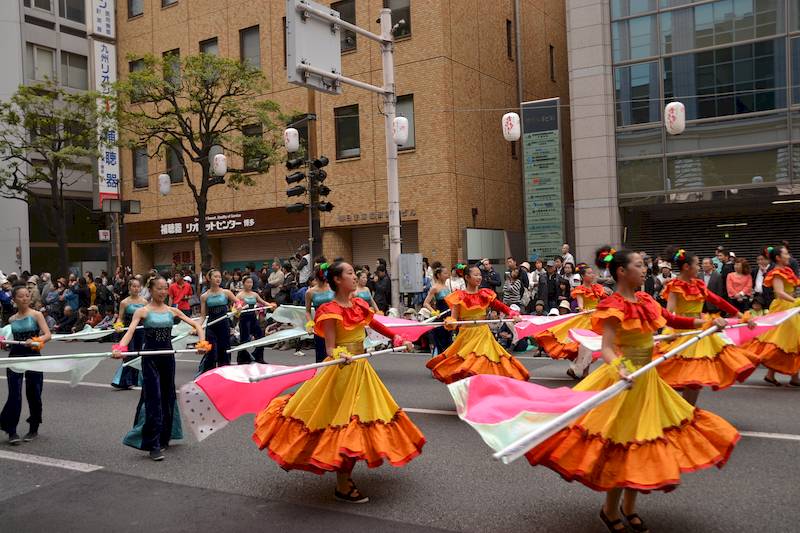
[170,307,206,344]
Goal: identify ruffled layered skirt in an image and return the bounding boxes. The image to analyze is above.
[534,313,592,361]
[253,357,425,474]
[426,325,530,384]
[745,301,800,375]
[526,359,739,492]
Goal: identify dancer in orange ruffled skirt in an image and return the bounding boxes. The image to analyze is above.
[426,264,529,384]
[655,246,757,405]
[527,247,739,533]
[252,261,425,503]
[535,263,607,379]
[745,245,800,386]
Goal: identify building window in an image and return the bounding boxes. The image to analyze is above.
[59,0,85,23]
[384,0,410,38]
[334,104,360,159]
[549,45,556,82]
[610,0,656,20]
[396,95,415,151]
[667,146,786,191]
[60,51,88,90]
[615,61,659,126]
[25,0,53,12]
[617,158,664,194]
[793,37,800,104]
[282,17,287,68]
[240,26,260,68]
[333,0,356,52]
[162,0,178,7]
[163,49,180,87]
[200,37,219,55]
[25,43,55,81]
[612,15,657,63]
[129,58,145,101]
[167,143,183,183]
[664,38,786,120]
[133,147,149,189]
[506,19,513,60]
[242,125,263,171]
[129,0,143,18]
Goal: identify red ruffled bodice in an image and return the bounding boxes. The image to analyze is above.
[591,292,667,334]
[444,288,497,311]
[313,298,373,336]
[660,278,707,302]
[764,266,800,288]
[571,284,605,301]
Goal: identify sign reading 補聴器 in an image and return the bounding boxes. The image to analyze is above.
[160,212,257,236]
[94,40,119,203]
[521,98,563,262]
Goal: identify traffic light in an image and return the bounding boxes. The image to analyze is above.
[317,185,331,196]
[317,202,334,212]
[312,156,329,169]
[286,157,304,170]
[287,184,306,197]
[309,168,327,182]
[286,203,306,213]
[285,171,305,184]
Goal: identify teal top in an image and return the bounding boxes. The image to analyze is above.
[11,315,38,334]
[242,295,257,306]
[125,302,145,316]
[435,288,451,301]
[355,290,372,301]
[143,310,174,329]
[206,292,229,308]
[311,290,335,308]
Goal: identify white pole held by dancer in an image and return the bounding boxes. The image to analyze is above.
[248,346,408,382]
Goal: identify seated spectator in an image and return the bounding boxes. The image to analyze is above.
[558,300,572,315]
[56,306,77,332]
[86,305,102,327]
[96,308,116,329]
[41,308,57,331]
[72,307,89,333]
[497,304,528,353]
[750,295,767,317]
[532,300,546,316]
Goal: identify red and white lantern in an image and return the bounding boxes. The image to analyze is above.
[392,116,409,145]
[664,102,685,135]
[501,112,521,142]
[283,128,300,153]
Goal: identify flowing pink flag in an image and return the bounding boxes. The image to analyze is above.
[514,313,589,338]
[448,374,597,453]
[568,328,604,361]
[179,363,316,442]
[723,310,795,345]
[370,314,437,342]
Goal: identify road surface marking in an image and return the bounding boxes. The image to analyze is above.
[0,449,103,472]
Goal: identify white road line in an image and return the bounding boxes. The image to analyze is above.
[0,449,103,472]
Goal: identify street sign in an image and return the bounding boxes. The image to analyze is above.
[399,253,423,293]
[285,0,343,95]
[98,230,111,242]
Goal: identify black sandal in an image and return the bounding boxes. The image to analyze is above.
[789,381,800,387]
[600,508,628,532]
[620,506,649,533]
[334,480,369,504]
[566,368,579,380]
[764,376,781,387]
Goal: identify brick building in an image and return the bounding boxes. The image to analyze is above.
[118,0,569,274]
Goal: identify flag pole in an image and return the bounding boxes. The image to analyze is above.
[248,346,408,382]
[0,348,204,366]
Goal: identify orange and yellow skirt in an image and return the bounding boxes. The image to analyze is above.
[534,313,593,361]
[526,351,739,492]
[745,300,800,375]
[426,324,530,384]
[253,355,425,474]
[655,327,757,390]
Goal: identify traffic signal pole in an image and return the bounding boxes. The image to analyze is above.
[307,88,322,261]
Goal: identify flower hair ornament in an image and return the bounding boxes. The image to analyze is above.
[601,248,617,263]
[673,249,687,262]
[319,262,330,272]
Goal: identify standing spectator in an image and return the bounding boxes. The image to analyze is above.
[297,244,312,287]
[373,265,392,313]
[0,280,13,325]
[479,258,501,292]
[752,253,774,308]
[446,264,466,292]
[45,279,65,318]
[507,257,529,293]
[26,278,41,309]
[229,271,244,294]
[423,257,433,281]
[502,268,523,307]
[85,272,97,306]
[41,308,57,331]
[561,244,575,268]
[537,260,561,311]
[39,273,53,303]
[94,278,112,314]
[716,247,735,289]
[530,259,545,294]
[168,275,193,313]
[557,280,573,310]
[553,256,563,275]
[781,240,800,276]
[280,263,298,305]
[562,262,579,289]
[76,277,90,310]
[267,261,285,301]
[699,257,725,313]
[726,258,753,312]
[221,271,233,290]
[245,263,261,291]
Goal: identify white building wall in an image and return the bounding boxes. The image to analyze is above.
[0,2,30,274]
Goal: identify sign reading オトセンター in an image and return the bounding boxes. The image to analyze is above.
[521,98,563,262]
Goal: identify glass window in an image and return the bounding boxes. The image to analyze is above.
[664,38,786,120]
[384,0,411,38]
[59,0,85,23]
[240,26,260,68]
[242,124,263,171]
[334,104,360,159]
[396,95,415,151]
[612,0,656,20]
[200,38,219,56]
[617,158,664,194]
[27,0,52,12]
[667,112,788,153]
[612,15,657,63]
[60,51,88,90]
[133,147,149,189]
[667,146,787,191]
[662,0,783,54]
[616,128,663,158]
[793,0,800,31]
[25,43,55,81]
[128,0,143,17]
[162,0,178,7]
[333,0,356,52]
[167,144,182,183]
[163,49,180,87]
[615,61,660,126]
[793,37,800,104]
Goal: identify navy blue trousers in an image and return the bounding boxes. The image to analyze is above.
[139,355,176,452]
[0,369,43,435]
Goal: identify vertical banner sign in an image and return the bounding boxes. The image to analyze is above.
[94,40,119,203]
[521,98,563,261]
[91,0,115,39]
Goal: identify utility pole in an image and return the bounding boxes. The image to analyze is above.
[307,88,322,261]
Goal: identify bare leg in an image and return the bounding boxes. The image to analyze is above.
[603,488,623,522]
[336,468,354,492]
[765,369,779,385]
[790,372,800,385]
[682,387,700,406]
[622,489,639,516]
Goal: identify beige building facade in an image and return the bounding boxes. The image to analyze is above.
[118,0,569,274]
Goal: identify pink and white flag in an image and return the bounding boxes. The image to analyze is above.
[723,310,796,345]
[513,313,589,338]
[180,363,316,441]
[369,314,437,342]
[448,374,598,453]
[568,328,604,361]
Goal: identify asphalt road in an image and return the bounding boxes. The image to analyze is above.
[0,340,799,532]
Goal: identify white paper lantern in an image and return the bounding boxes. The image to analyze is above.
[392,116,409,145]
[664,102,686,135]
[158,173,171,196]
[283,128,300,153]
[212,153,227,177]
[501,112,521,142]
